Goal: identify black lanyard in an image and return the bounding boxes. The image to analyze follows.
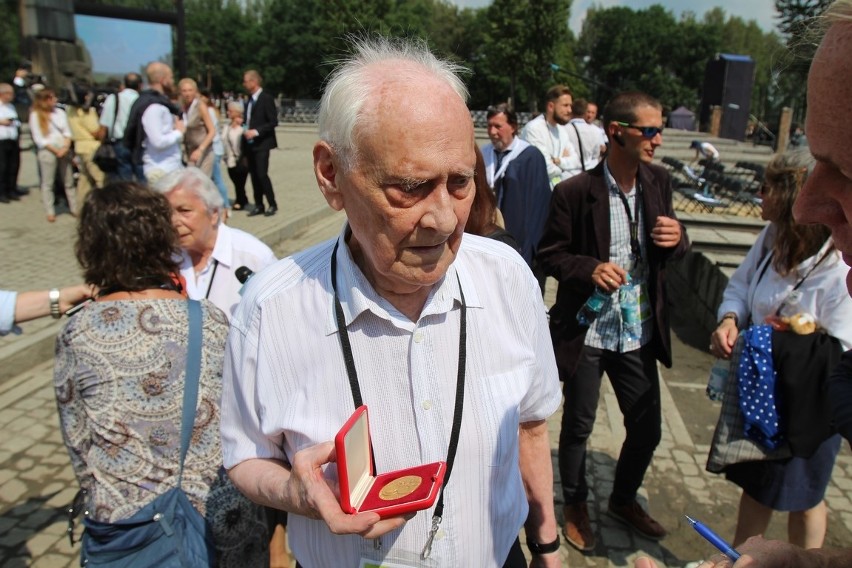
[329,240,466,559]
[755,246,833,317]
[203,259,219,300]
[615,180,642,262]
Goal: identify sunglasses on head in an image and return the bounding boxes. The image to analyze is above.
[616,121,663,138]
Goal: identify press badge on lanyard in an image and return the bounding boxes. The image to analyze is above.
[617,184,651,325]
[359,546,439,568]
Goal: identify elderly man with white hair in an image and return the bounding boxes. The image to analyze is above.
[153,167,276,318]
[220,37,562,567]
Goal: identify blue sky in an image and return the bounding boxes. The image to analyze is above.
[75,15,173,76]
[449,0,778,35]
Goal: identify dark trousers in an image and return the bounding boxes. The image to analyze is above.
[111,142,145,183]
[294,537,525,567]
[227,163,250,207]
[558,344,662,506]
[0,139,20,197]
[247,147,276,209]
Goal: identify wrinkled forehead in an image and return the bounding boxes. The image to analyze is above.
[810,22,852,102]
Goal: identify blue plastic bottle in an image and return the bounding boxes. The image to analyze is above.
[577,287,610,327]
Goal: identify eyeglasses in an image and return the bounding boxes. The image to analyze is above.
[616,121,663,138]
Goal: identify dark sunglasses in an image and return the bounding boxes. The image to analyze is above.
[616,121,663,138]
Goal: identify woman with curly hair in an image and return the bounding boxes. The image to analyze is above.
[56,182,268,566]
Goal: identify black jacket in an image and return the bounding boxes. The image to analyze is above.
[123,89,181,166]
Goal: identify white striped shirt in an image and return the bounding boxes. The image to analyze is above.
[221,226,561,567]
[584,161,653,351]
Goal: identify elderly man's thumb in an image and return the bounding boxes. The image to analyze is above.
[634,558,658,568]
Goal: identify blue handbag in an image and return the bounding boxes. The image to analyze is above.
[80,300,214,567]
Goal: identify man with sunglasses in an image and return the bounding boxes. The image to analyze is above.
[538,91,688,552]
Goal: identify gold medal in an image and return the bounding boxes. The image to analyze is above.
[378,475,422,501]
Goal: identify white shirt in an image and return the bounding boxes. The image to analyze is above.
[98,88,139,140]
[481,136,532,189]
[221,227,561,567]
[140,103,183,177]
[520,114,581,185]
[718,225,852,350]
[245,88,262,125]
[0,290,21,336]
[29,108,71,150]
[179,224,276,320]
[566,117,603,174]
[0,102,19,141]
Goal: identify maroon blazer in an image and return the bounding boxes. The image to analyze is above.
[537,161,690,380]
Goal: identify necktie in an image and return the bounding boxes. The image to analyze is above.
[246,97,253,126]
[495,149,509,172]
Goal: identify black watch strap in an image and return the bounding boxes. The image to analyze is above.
[527,535,561,555]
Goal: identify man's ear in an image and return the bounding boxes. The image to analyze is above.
[313,141,344,211]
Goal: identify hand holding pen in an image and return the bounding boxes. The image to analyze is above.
[685,515,740,561]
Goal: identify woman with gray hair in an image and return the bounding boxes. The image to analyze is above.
[153,167,276,318]
[222,101,249,210]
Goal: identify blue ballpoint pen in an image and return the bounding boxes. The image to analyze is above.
[685,515,741,561]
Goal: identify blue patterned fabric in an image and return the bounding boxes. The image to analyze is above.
[737,324,784,449]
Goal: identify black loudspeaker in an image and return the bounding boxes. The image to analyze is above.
[699,54,755,141]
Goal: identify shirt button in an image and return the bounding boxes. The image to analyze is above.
[421,400,432,410]
[413,331,424,343]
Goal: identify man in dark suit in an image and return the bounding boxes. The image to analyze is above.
[537,91,689,552]
[243,69,278,217]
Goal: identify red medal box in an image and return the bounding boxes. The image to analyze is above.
[335,405,446,518]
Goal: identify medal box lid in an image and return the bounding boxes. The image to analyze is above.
[335,405,446,518]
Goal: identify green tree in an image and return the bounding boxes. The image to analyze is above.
[483,0,574,111]
[0,0,20,82]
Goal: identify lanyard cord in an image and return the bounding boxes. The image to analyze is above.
[755,245,834,317]
[614,179,643,263]
[329,240,466,559]
[203,259,219,300]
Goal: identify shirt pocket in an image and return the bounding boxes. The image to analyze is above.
[466,370,527,468]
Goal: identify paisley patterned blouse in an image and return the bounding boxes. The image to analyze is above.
[54,299,268,566]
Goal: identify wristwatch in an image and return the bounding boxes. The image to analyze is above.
[718,312,738,326]
[49,288,61,319]
[526,535,561,555]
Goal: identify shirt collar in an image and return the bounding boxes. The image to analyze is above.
[603,159,637,197]
[252,88,262,101]
[178,223,232,275]
[325,223,478,335]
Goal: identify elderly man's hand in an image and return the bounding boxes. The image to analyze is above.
[287,441,411,539]
[694,536,814,568]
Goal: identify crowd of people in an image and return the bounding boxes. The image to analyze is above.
[3,1,852,566]
[0,61,279,222]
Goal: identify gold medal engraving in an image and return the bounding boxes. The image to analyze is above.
[378,475,422,501]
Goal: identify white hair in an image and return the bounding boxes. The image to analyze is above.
[318,35,470,170]
[227,101,244,114]
[152,167,224,223]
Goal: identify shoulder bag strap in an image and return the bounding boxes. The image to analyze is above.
[571,122,586,171]
[110,94,119,140]
[178,299,203,483]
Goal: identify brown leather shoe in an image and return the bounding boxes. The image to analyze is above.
[562,502,596,552]
[607,497,667,540]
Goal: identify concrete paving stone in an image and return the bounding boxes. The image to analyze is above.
[19,424,51,442]
[52,467,76,482]
[0,515,18,534]
[828,496,852,512]
[40,452,70,466]
[6,416,37,433]
[19,465,60,483]
[599,525,634,549]
[13,457,35,470]
[0,479,28,503]
[826,485,843,497]
[671,449,692,463]
[677,462,700,477]
[14,397,44,411]
[26,532,64,557]
[0,468,18,485]
[41,520,68,537]
[45,487,78,509]
[0,409,25,426]
[832,475,852,491]
[652,458,676,473]
[682,476,706,490]
[0,527,31,547]
[25,444,59,459]
[19,508,55,530]
[32,552,76,568]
